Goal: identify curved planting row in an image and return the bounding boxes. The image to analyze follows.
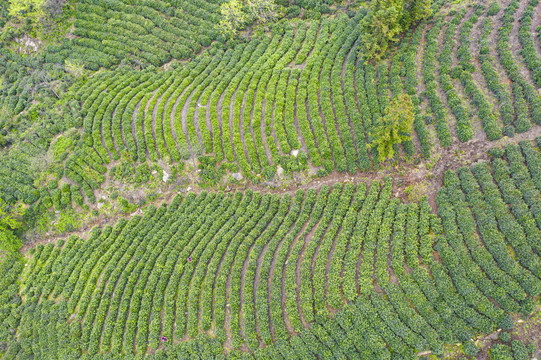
[65,14,423,193]
[409,0,541,146]
[4,139,541,358]
[50,0,220,70]
[54,0,541,204]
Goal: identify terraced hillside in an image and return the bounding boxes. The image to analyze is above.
[3,0,541,358]
[57,0,541,205]
[48,0,221,70]
[2,139,541,359]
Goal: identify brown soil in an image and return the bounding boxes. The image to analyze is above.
[532,0,541,55]
[416,21,429,113]
[490,1,515,90]
[469,9,505,128]
[25,121,541,253]
[457,308,541,359]
[237,73,253,168]
[131,99,141,156]
[193,98,204,146]
[152,87,168,158]
[293,71,308,154]
[509,0,537,85]
[260,92,274,165]
[267,212,298,337]
[170,86,189,152]
[248,75,262,168]
[217,90,227,152]
[181,89,196,155]
[142,88,159,159]
[228,84,241,162]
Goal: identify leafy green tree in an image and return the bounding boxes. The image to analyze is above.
[8,0,44,23]
[370,93,414,162]
[247,0,277,27]
[360,0,404,61]
[360,0,432,60]
[0,198,24,232]
[0,198,24,253]
[217,0,248,39]
[402,0,432,28]
[0,230,22,253]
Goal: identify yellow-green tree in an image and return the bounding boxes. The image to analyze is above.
[0,199,24,253]
[217,0,248,39]
[247,0,277,28]
[8,0,44,23]
[370,94,414,162]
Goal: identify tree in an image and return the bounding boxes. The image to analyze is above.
[370,93,414,162]
[0,198,24,253]
[247,0,277,28]
[360,0,432,61]
[43,0,66,18]
[0,230,22,253]
[8,0,44,23]
[217,0,248,39]
[401,0,432,28]
[360,0,404,61]
[0,199,24,232]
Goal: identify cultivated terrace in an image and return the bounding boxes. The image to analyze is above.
[1,0,541,359]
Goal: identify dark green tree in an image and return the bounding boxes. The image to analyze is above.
[361,0,432,60]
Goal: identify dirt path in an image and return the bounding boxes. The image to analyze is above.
[181,89,196,156]
[510,0,537,85]
[292,71,308,154]
[416,22,429,112]
[490,1,515,92]
[194,98,205,148]
[533,0,541,56]
[239,234,259,345]
[248,75,263,170]
[303,82,322,162]
[295,216,322,328]
[323,218,344,314]
[281,206,315,334]
[131,99,141,158]
[267,205,303,338]
[238,74,254,168]
[217,90,227,155]
[341,45,359,155]
[326,44,352,161]
[152,88,168,159]
[204,99,214,155]
[28,120,541,252]
[118,92,134,151]
[470,9,505,128]
[170,86,190,153]
[229,84,242,162]
[99,112,112,162]
[142,89,158,159]
[110,98,122,153]
[260,96,274,165]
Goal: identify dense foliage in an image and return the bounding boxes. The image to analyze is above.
[2,0,541,357]
[1,139,541,358]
